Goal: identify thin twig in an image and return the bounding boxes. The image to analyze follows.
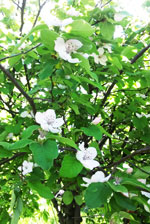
[0,152,26,166]
[103,146,150,169]
[101,0,112,8]
[131,43,150,64]
[0,64,36,115]
[32,0,47,28]
[0,43,41,62]
[128,161,150,175]
[20,0,27,35]
[11,0,21,9]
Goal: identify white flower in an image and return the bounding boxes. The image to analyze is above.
[57,84,67,89]
[126,168,133,174]
[7,133,13,139]
[54,37,82,63]
[136,93,147,99]
[18,160,34,175]
[103,43,112,53]
[81,171,111,187]
[20,111,32,118]
[76,143,100,170]
[136,113,150,118]
[66,7,82,17]
[35,109,64,133]
[138,179,146,184]
[92,117,101,125]
[91,48,107,65]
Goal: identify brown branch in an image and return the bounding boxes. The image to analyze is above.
[0,43,41,62]
[0,152,26,166]
[101,79,117,106]
[0,64,36,115]
[11,0,21,9]
[131,43,150,64]
[32,0,47,28]
[103,145,150,169]
[20,0,27,35]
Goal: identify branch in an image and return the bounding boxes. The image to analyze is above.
[103,146,150,168]
[20,0,27,35]
[131,43,150,64]
[0,152,26,166]
[32,0,47,28]
[101,80,117,106]
[101,0,112,8]
[11,0,21,9]
[0,64,36,115]
[0,43,41,62]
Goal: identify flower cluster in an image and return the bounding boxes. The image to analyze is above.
[54,38,83,63]
[91,47,107,66]
[76,143,100,170]
[35,109,64,133]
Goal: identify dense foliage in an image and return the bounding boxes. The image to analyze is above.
[1,0,150,223]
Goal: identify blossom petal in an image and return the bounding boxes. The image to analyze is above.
[82,160,100,170]
[98,47,104,56]
[76,150,85,161]
[99,55,107,66]
[35,112,44,124]
[86,147,97,159]
[48,126,60,133]
[40,122,50,132]
[53,117,64,128]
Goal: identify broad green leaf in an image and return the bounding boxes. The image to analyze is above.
[60,154,83,178]
[133,166,150,179]
[74,195,83,206]
[40,29,59,51]
[121,46,137,59]
[85,182,112,208]
[66,19,94,37]
[48,134,79,150]
[11,197,23,224]
[108,181,128,193]
[63,191,73,205]
[30,140,58,170]
[70,103,80,115]
[121,178,150,192]
[119,211,135,221]
[133,117,147,130]
[0,147,12,158]
[0,139,33,151]
[109,57,122,70]
[28,181,54,199]
[39,63,54,80]
[21,125,39,139]
[81,125,102,140]
[114,193,137,211]
[100,22,115,40]
[79,76,103,90]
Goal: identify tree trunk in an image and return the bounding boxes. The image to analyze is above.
[52,199,82,224]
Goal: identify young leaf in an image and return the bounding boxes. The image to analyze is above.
[63,191,73,205]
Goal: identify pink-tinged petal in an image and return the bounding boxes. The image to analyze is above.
[35,112,44,124]
[86,147,97,159]
[138,179,146,184]
[92,117,101,125]
[53,117,64,128]
[82,160,100,170]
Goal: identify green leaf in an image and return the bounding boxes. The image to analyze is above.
[81,125,102,140]
[0,139,33,151]
[66,19,94,37]
[0,147,12,158]
[100,22,115,40]
[48,135,79,150]
[40,29,59,51]
[74,195,83,206]
[109,57,122,70]
[133,166,150,179]
[121,46,137,59]
[28,181,54,199]
[108,181,128,193]
[63,191,73,205]
[30,140,58,170]
[11,197,23,224]
[121,177,150,192]
[21,125,39,139]
[60,154,83,178]
[79,76,103,90]
[133,117,147,130]
[70,104,80,115]
[114,193,137,211]
[39,63,54,80]
[85,182,112,208]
